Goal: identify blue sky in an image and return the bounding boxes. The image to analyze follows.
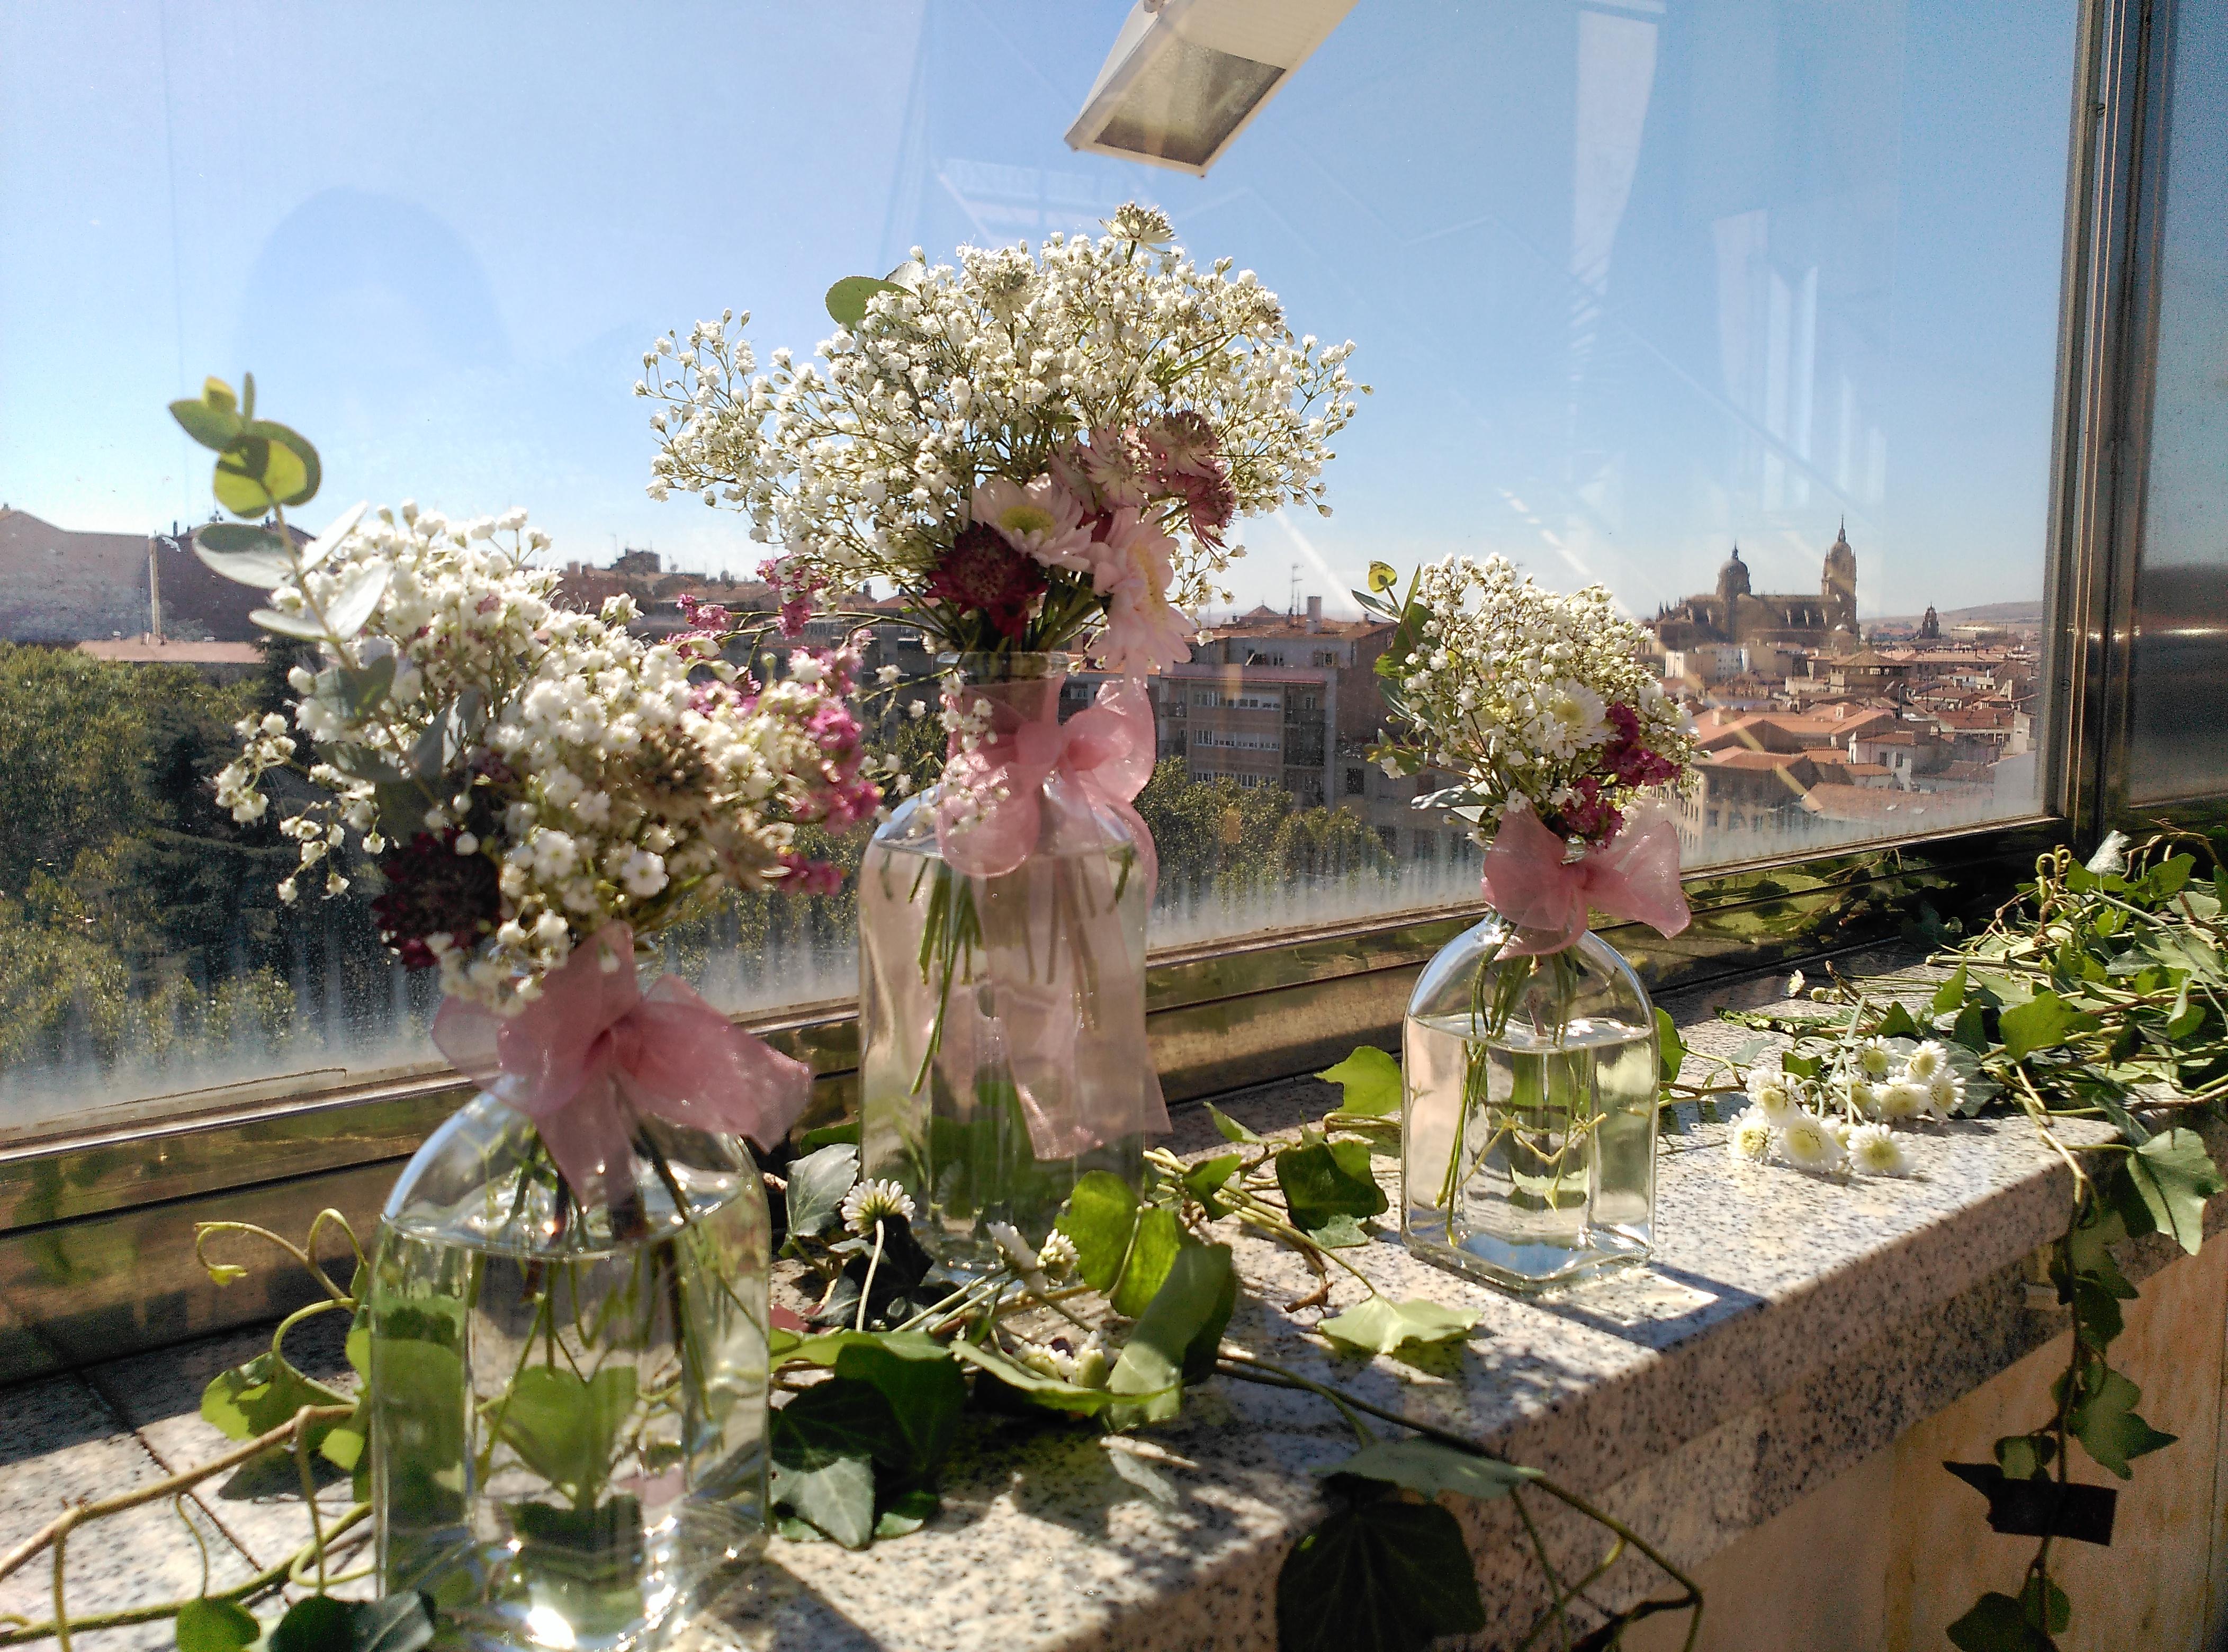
[1,0,2076,618]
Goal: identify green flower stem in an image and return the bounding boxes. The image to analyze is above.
[294,1417,326,1595]
[857,1219,888,1334]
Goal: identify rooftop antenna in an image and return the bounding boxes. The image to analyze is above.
[1289,561,1302,617]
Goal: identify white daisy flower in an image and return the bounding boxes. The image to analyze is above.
[1903,1041,1952,1083]
[1745,1070,1803,1126]
[1877,1079,1929,1121]
[1780,1112,1847,1173]
[1926,1070,1965,1119]
[1855,1039,1894,1081]
[840,1178,916,1235]
[1848,1124,1915,1178]
[1727,1112,1776,1163]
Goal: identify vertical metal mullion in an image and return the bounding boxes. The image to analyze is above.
[2046,0,2175,846]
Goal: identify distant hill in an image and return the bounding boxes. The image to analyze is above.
[1868,600,2044,631]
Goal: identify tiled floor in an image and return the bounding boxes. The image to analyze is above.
[1,1310,370,1651]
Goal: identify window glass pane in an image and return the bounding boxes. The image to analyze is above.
[0,1,2073,1138]
[2129,4,2228,805]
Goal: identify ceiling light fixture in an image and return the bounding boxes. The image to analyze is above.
[1065,0,1357,177]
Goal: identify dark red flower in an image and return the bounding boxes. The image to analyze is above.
[371,829,501,970]
[924,524,1048,639]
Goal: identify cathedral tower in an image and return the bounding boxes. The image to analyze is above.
[1822,520,1857,623]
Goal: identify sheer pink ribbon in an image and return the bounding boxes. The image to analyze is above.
[432,922,811,1207]
[928,675,1170,1157]
[1479,802,1692,956]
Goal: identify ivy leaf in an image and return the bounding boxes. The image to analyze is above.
[2125,1128,2223,1254]
[1320,1438,1536,1503]
[1998,991,2097,1061]
[1301,1213,1371,1248]
[825,275,906,328]
[1317,1046,1402,1118]
[949,1340,1118,1414]
[830,1334,965,1485]
[1180,1152,1242,1217]
[1654,1007,1685,1086]
[1946,1592,2053,1652]
[1277,1138,1387,1232]
[2064,1363,2177,1478]
[784,1144,859,1241]
[1110,1206,1188,1317]
[175,1596,260,1652]
[1952,1002,1992,1052]
[1207,1103,1261,1144]
[267,1596,354,1652]
[497,1367,638,1498]
[1057,1170,1141,1292]
[769,1379,899,1549]
[349,1593,437,1652]
[1930,965,1970,1017]
[1107,1243,1235,1427]
[1275,1500,1485,1652]
[874,1487,939,1539]
[1318,1297,1480,1356]
[1871,1001,1922,1040]
[200,1352,349,1447]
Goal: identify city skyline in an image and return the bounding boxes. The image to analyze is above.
[3,3,2078,619]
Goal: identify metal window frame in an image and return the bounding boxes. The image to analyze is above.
[0,0,2190,1385]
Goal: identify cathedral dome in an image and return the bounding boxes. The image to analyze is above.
[1716,545,1751,603]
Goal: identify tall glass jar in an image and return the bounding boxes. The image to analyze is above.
[368,1094,771,1652]
[1399,912,1659,1293]
[857,653,1151,1275]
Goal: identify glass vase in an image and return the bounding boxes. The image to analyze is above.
[367,1093,772,1652]
[857,652,1152,1275]
[1399,912,1659,1293]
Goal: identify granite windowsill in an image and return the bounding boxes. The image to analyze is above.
[3,953,2217,1651]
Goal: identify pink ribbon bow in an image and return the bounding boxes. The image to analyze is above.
[1479,802,1692,956]
[933,675,1160,890]
[913,674,1169,1158]
[433,922,811,1208]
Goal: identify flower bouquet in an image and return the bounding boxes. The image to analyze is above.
[1363,555,1697,1290]
[178,376,878,1648]
[642,204,1362,1269]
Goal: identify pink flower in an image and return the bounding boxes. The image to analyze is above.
[1050,427,1152,515]
[1085,509,1193,675]
[776,851,844,897]
[971,474,1096,572]
[1557,775,1624,843]
[924,525,1048,639]
[759,554,825,638]
[1138,411,1235,543]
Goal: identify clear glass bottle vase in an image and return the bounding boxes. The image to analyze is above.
[1399,912,1660,1293]
[367,1095,772,1651]
[857,652,1149,1275]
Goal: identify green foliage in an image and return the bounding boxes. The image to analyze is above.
[1317,1297,1479,1356]
[1316,1046,1402,1118]
[1275,1136,1388,1241]
[1133,757,1396,902]
[783,1143,861,1243]
[1107,1243,1237,1426]
[175,1597,260,1652]
[496,1367,639,1502]
[2124,1128,2223,1254]
[199,1351,351,1451]
[1275,1498,1486,1652]
[1654,1005,1685,1087]
[1323,1438,1535,1502]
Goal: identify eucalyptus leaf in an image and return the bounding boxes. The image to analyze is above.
[825,275,906,328]
[212,418,321,516]
[192,523,295,588]
[1318,1297,1479,1356]
[250,606,334,642]
[301,500,369,571]
[323,561,392,639]
[339,656,397,717]
[170,388,245,453]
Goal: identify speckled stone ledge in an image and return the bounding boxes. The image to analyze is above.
[3,953,2218,1652]
[700,955,2223,1652]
